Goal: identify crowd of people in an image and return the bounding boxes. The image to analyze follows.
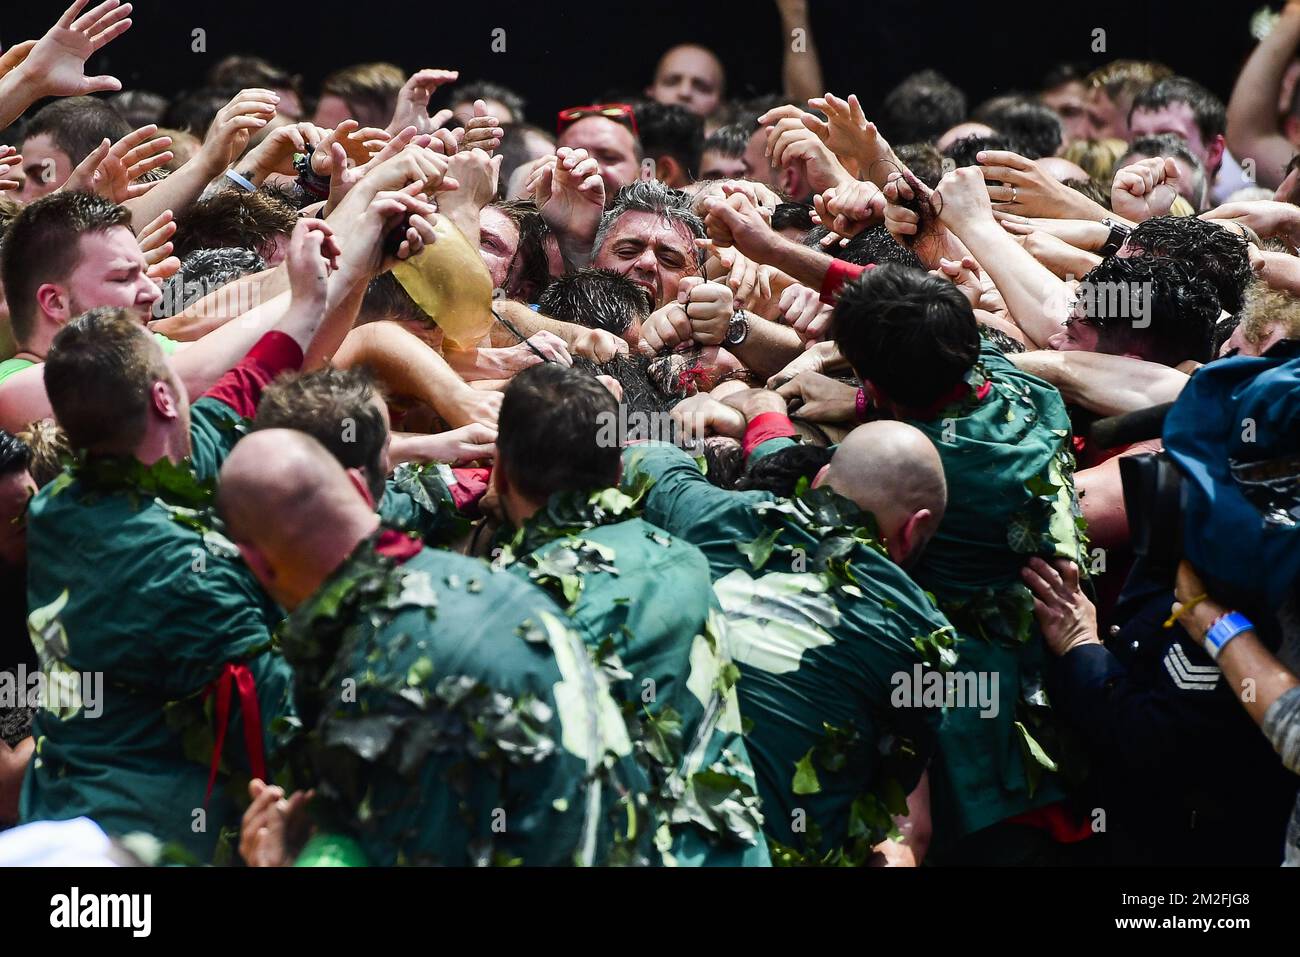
[0,0,1297,868]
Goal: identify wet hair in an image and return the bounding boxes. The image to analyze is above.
[1124,215,1252,314]
[173,189,298,260]
[570,353,675,441]
[942,133,1022,171]
[450,81,527,123]
[489,199,554,301]
[497,363,621,501]
[537,268,652,336]
[358,272,427,325]
[833,263,980,409]
[593,180,706,267]
[253,367,389,503]
[701,436,744,489]
[735,442,832,497]
[1129,76,1226,145]
[772,202,815,235]
[805,224,923,269]
[973,94,1062,159]
[1,191,132,344]
[0,430,31,480]
[21,96,131,167]
[155,247,267,319]
[893,143,947,189]
[1075,255,1219,365]
[632,100,704,180]
[881,70,967,145]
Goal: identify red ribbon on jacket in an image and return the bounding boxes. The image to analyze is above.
[203,663,266,807]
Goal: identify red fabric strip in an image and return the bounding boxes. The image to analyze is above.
[374,527,423,564]
[743,412,798,458]
[818,259,873,306]
[201,332,305,418]
[203,663,266,806]
[449,467,491,514]
[1006,802,1094,843]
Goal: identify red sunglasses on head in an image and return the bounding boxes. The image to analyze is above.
[557,103,639,138]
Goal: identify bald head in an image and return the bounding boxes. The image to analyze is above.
[820,421,947,567]
[647,44,725,118]
[218,429,380,609]
[1036,156,1090,183]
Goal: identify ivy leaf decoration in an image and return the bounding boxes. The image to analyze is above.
[792,748,822,795]
[736,526,783,571]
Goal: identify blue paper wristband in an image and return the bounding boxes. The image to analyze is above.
[225,168,256,192]
[1204,611,1253,660]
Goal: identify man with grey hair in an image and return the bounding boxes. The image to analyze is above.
[590,180,707,309]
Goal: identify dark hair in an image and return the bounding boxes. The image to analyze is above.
[497,363,621,502]
[1042,62,1088,91]
[208,55,301,97]
[1075,255,1218,365]
[942,133,1021,170]
[0,430,31,479]
[1,191,132,344]
[735,443,832,497]
[489,199,555,301]
[1129,76,1226,145]
[881,70,967,145]
[633,100,704,179]
[253,368,389,502]
[772,202,814,234]
[1124,215,1252,315]
[161,87,235,137]
[893,143,947,189]
[173,189,298,261]
[593,180,705,267]
[973,94,1062,160]
[702,123,751,160]
[358,272,426,325]
[452,81,527,123]
[21,96,131,167]
[537,268,652,336]
[155,247,266,320]
[107,90,170,129]
[805,224,923,269]
[45,307,170,454]
[319,63,406,127]
[832,263,980,409]
[570,353,674,440]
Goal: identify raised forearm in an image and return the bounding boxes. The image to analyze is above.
[779,0,825,107]
[151,266,288,341]
[332,320,476,425]
[729,315,804,380]
[1226,4,1300,188]
[485,299,590,347]
[949,220,1068,348]
[124,152,225,225]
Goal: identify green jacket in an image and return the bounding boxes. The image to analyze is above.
[497,489,770,866]
[280,532,658,866]
[21,395,293,862]
[623,443,953,864]
[377,463,475,547]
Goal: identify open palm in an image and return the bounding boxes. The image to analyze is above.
[25,0,134,98]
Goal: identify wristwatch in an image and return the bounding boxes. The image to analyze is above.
[724,309,750,348]
[1099,218,1132,257]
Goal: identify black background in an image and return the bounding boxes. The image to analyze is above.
[0,1,1267,127]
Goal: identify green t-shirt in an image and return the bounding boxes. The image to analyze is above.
[21,396,293,863]
[280,537,659,866]
[498,492,770,866]
[623,443,953,864]
[0,335,176,387]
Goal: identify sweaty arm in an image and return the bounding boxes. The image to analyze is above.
[1009,350,1188,417]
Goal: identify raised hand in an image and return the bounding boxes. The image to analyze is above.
[670,392,748,442]
[676,276,735,346]
[63,124,174,202]
[528,147,605,235]
[804,92,897,184]
[442,148,503,212]
[814,178,884,242]
[934,165,996,233]
[137,209,180,281]
[286,218,342,313]
[0,147,22,191]
[700,186,783,265]
[1020,558,1100,657]
[458,100,505,154]
[1110,156,1182,222]
[325,126,433,212]
[772,370,858,423]
[569,327,629,363]
[200,88,279,173]
[237,121,327,182]
[15,0,134,100]
[976,149,1105,220]
[776,282,834,345]
[387,69,459,136]
[760,104,853,193]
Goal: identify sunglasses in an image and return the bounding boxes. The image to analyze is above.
[556,103,639,138]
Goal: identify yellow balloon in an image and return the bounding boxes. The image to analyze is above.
[392,216,495,349]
